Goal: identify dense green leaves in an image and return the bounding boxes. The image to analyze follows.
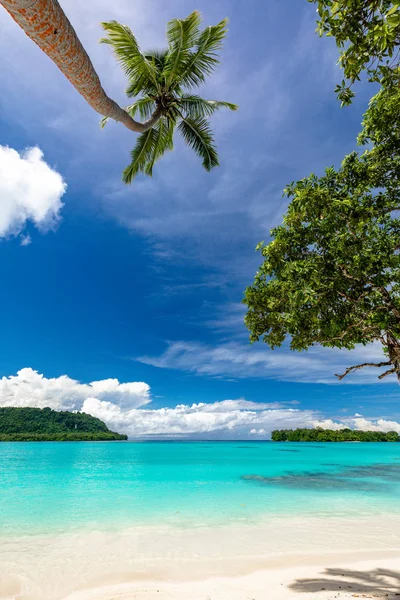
[244,86,400,382]
[0,407,127,441]
[308,0,400,104]
[272,428,400,442]
[101,12,237,181]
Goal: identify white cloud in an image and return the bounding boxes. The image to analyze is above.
[313,417,400,434]
[0,368,150,411]
[137,340,396,385]
[82,396,317,438]
[77,398,400,438]
[20,234,32,246]
[1,368,399,438]
[249,428,266,436]
[0,146,66,240]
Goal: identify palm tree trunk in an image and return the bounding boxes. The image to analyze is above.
[0,0,162,132]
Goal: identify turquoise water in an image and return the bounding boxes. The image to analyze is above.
[1,441,400,536]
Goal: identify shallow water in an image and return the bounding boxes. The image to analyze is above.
[1,441,400,535]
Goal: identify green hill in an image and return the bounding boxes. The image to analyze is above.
[0,407,127,441]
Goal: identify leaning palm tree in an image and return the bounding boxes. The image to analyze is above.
[0,1,237,182]
[100,12,237,182]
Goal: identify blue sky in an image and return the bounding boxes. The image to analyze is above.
[0,0,398,438]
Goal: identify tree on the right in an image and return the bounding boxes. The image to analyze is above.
[308,0,400,105]
[244,85,400,382]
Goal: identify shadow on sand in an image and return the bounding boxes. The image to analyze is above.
[289,567,400,598]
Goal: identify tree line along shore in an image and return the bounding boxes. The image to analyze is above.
[271,428,400,442]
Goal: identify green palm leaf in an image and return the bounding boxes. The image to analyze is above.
[178,94,238,117]
[122,128,158,183]
[100,21,159,96]
[128,97,156,120]
[164,11,202,87]
[123,118,176,181]
[178,116,219,171]
[144,49,169,87]
[145,118,176,176]
[179,19,228,89]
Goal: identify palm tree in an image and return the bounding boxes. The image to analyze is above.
[0,0,154,132]
[1,1,237,182]
[100,11,237,182]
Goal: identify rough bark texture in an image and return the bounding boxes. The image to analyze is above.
[0,0,162,132]
[387,334,400,382]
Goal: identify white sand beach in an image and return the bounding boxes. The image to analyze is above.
[65,556,400,600]
[1,515,400,600]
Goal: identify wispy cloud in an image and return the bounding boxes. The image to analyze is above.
[137,339,396,385]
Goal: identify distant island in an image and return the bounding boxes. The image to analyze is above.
[271,428,400,442]
[0,407,127,441]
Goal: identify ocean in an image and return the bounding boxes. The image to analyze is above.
[1,440,400,536]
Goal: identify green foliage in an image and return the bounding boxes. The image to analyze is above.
[244,85,400,382]
[272,428,400,442]
[308,0,400,104]
[100,12,237,182]
[0,407,127,441]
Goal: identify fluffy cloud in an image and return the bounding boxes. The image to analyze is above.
[82,396,317,438]
[0,146,66,241]
[2,368,400,439]
[314,417,400,434]
[0,368,150,411]
[138,340,395,385]
[77,396,400,438]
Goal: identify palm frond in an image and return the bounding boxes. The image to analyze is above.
[125,80,158,98]
[179,18,228,89]
[178,116,219,171]
[123,117,176,182]
[126,97,156,120]
[123,128,158,183]
[144,49,169,71]
[144,118,176,176]
[163,11,202,87]
[100,21,159,95]
[178,94,238,118]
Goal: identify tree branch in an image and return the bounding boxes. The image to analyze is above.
[378,367,396,379]
[0,0,162,133]
[335,360,392,380]
[338,265,400,319]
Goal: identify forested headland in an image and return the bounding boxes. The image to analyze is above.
[0,407,127,441]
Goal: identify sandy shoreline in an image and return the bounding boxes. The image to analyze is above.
[1,515,400,599]
[65,555,400,600]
